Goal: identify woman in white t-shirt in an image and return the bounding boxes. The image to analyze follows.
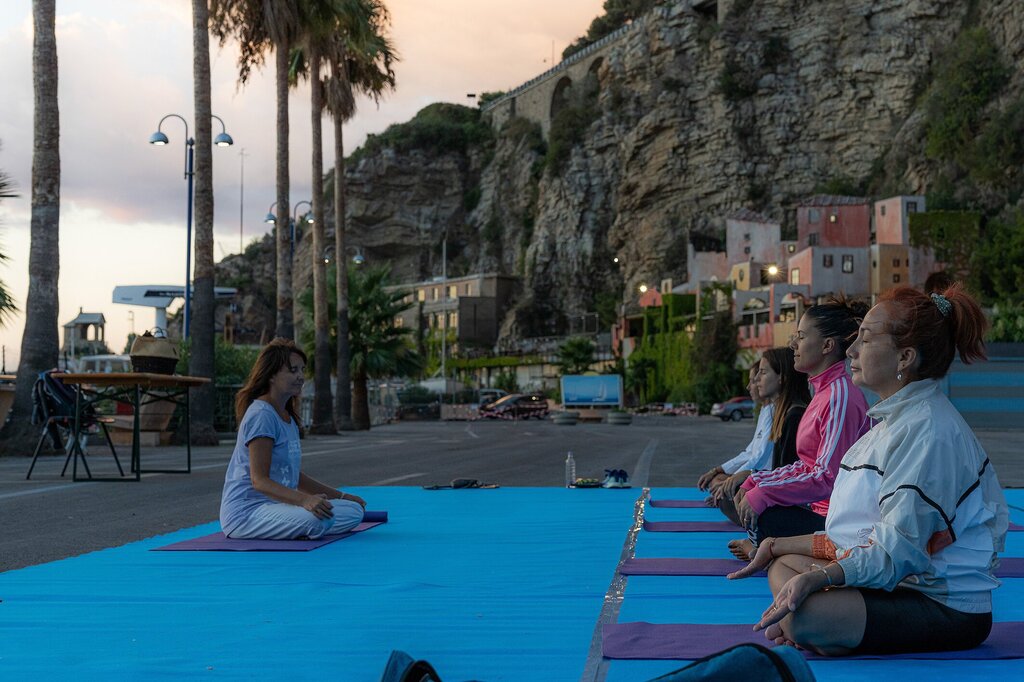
[220,338,366,539]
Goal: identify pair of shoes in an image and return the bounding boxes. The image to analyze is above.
[602,469,630,488]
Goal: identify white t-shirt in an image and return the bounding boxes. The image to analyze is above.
[720,402,775,474]
[220,399,302,535]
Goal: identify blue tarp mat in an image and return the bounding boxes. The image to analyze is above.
[1,486,1021,681]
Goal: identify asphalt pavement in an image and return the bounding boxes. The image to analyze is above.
[1,415,1021,572]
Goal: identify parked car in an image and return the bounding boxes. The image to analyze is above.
[478,393,549,420]
[711,396,755,422]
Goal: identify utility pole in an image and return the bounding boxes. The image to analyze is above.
[238,148,248,253]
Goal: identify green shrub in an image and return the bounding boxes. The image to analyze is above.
[545,103,600,174]
[924,27,1008,164]
[719,56,757,100]
[989,301,1024,342]
[349,103,493,163]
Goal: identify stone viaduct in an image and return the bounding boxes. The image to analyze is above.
[480,0,733,138]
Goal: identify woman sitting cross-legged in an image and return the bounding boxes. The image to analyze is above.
[733,296,871,555]
[729,285,1008,656]
[220,338,367,540]
[696,365,773,512]
[725,347,811,557]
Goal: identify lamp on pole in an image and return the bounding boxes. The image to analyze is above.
[150,113,233,337]
[265,199,312,262]
[323,245,364,265]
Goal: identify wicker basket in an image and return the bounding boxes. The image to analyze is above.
[129,330,179,375]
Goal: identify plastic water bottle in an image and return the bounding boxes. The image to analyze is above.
[565,451,576,488]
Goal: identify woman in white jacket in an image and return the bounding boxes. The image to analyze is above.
[729,284,1008,656]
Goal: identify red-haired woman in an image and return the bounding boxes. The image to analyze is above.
[220,338,366,539]
[729,285,1008,656]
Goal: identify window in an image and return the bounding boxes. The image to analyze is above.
[892,258,900,267]
[808,233,819,246]
[743,233,750,241]
[738,269,745,282]
[829,211,838,223]
[448,284,457,299]
[787,244,796,254]
[465,283,472,295]
[431,288,439,301]
[808,209,820,223]
[394,317,404,328]
[872,260,877,268]
[907,201,919,214]
[790,268,800,285]
[880,205,887,216]
[893,274,901,283]
[823,254,833,268]
[744,246,751,255]
[448,312,458,328]
[842,255,854,273]
[417,289,426,302]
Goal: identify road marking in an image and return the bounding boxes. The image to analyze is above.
[0,483,78,500]
[372,472,425,485]
[631,438,658,488]
[464,426,479,439]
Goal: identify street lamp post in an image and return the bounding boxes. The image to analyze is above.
[440,236,448,386]
[150,113,233,338]
[265,199,312,262]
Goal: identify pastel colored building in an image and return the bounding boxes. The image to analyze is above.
[786,245,870,299]
[796,195,872,250]
[873,195,937,291]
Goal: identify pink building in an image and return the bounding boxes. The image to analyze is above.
[796,195,872,251]
[872,195,936,291]
[787,245,870,299]
[726,209,782,265]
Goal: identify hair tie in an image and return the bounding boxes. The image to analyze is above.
[930,292,952,318]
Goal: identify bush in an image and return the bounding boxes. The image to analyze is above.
[494,370,519,393]
[719,56,758,101]
[349,103,493,163]
[924,27,1009,164]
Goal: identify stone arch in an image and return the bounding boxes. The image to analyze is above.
[550,76,573,120]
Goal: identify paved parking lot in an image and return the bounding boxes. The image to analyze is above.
[2,415,1021,571]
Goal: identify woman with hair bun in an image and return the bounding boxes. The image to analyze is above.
[734,295,871,554]
[729,284,1008,656]
[220,338,367,539]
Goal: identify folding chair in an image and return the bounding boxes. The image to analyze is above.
[26,370,124,480]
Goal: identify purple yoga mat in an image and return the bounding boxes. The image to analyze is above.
[603,621,1024,660]
[153,511,388,552]
[643,519,744,533]
[648,499,707,508]
[619,557,764,577]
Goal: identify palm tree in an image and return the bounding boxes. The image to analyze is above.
[290,0,396,433]
[210,0,302,339]
[0,154,18,328]
[187,0,219,445]
[557,336,596,376]
[348,265,421,429]
[325,0,396,430]
[0,0,60,454]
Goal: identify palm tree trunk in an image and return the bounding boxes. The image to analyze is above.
[275,43,293,340]
[309,51,334,434]
[351,369,370,430]
[333,115,354,430]
[0,0,61,454]
[187,0,219,445]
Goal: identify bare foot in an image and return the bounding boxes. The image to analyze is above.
[763,622,799,648]
[728,538,754,560]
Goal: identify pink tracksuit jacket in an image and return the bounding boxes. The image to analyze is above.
[740,360,869,516]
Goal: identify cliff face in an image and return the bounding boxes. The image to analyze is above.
[267,0,1024,343]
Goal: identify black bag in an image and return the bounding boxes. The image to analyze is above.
[379,650,442,682]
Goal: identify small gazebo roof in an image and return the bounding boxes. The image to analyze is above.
[63,309,106,328]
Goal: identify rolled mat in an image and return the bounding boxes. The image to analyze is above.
[152,511,388,551]
[619,556,1024,578]
[602,621,1024,660]
[619,557,763,577]
[648,499,707,508]
[643,519,744,533]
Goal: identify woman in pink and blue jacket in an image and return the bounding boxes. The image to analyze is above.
[732,296,871,558]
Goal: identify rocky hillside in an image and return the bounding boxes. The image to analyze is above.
[225,0,1024,344]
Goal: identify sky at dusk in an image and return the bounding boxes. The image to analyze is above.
[0,0,605,370]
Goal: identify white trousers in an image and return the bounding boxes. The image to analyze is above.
[228,498,364,540]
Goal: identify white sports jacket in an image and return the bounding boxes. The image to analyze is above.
[826,379,1008,613]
